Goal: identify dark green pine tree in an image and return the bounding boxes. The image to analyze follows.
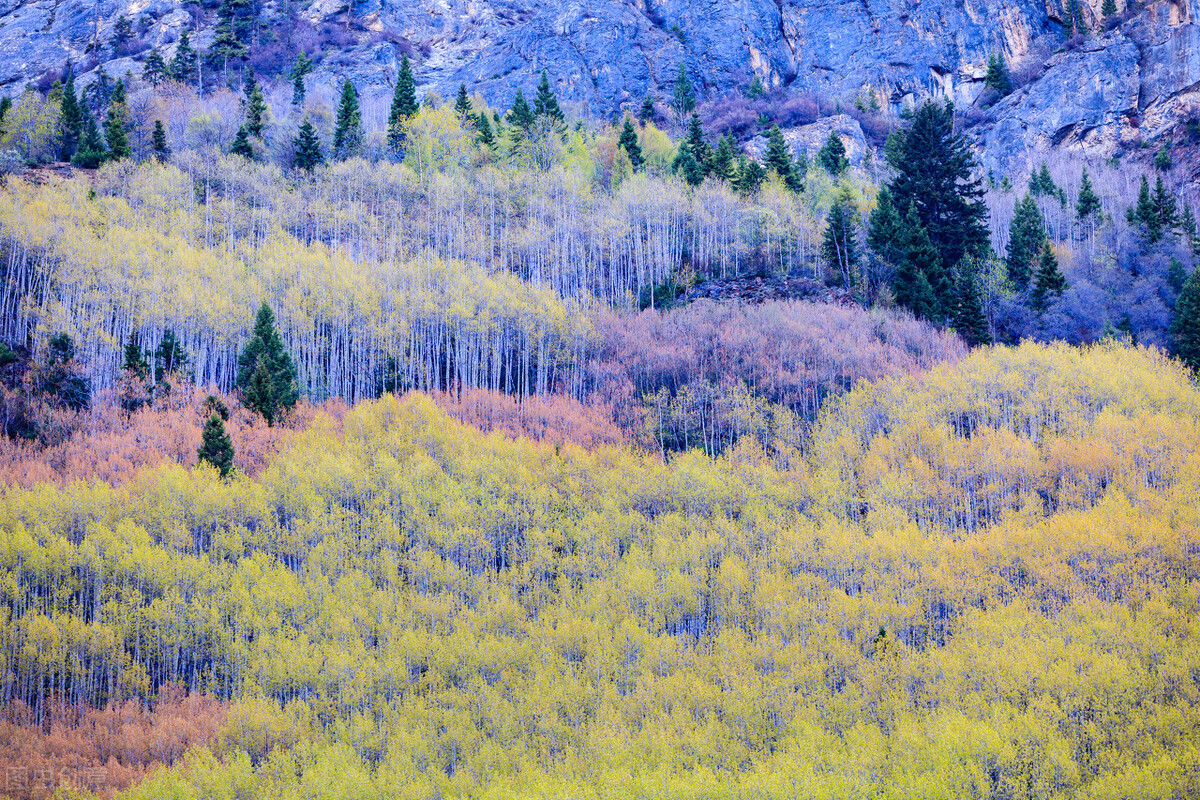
[684,114,711,177]
[71,108,107,168]
[618,117,643,171]
[672,143,704,186]
[152,120,170,161]
[1101,0,1117,16]
[764,125,794,180]
[476,111,497,149]
[104,80,131,161]
[867,185,903,267]
[198,413,235,478]
[639,95,655,123]
[952,264,992,346]
[1006,193,1046,289]
[453,83,473,120]
[533,70,564,122]
[816,130,848,176]
[894,202,944,320]
[122,332,149,378]
[237,302,299,426]
[154,329,189,384]
[230,125,254,159]
[292,118,324,171]
[821,196,860,286]
[1172,266,1200,372]
[735,156,766,195]
[210,0,250,72]
[332,79,363,159]
[1132,175,1162,243]
[889,101,990,272]
[245,78,267,137]
[1152,174,1178,231]
[984,53,1012,95]
[1182,205,1199,257]
[506,89,535,132]
[671,63,696,119]
[142,48,168,86]
[710,135,737,182]
[58,71,83,160]
[292,70,307,107]
[1030,161,1056,196]
[170,29,198,85]
[1076,167,1102,221]
[387,56,419,154]
[1030,241,1068,310]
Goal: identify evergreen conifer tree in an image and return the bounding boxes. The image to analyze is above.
[984,53,1012,95]
[1154,144,1172,172]
[736,157,765,195]
[533,71,564,122]
[476,112,497,149]
[1101,0,1117,16]
[1006,193,1046,289]
[816,130,849,176]
[506,89,535,132]
[245,79,267,137]
[104,80,131,161]
[672,144,704,186]
[71,108,106,168]
[332,79,363,159]
[894,202,945,319]
[237,303,299,426]
[198,413,235,477]
[1030,162,1056,196]
[867,185,902,266]
[684,114,711,176]
[292,70,306,107]
[152,120,170,161]
[821,196,859,285]
[58,72,83,160]
[618,118,643,171]
[1031,241,1068,310]
[154,329,188,384]
[230,125,254,159]
[1172,267,1200,372]
[454,84,473,120]
[293,118,323,171]
[639,95,655,123]
[952,264,992,346]
[1076,167,1102,221]
[1152,174,1178,231]
[889,101,990,272]
[764,125,793,179]
[170,29,197,85]
[142,48,168,86]
[387,57,418,154]
[122,333,149,378]
[1133,175,1162,243]
[710,135,736,182]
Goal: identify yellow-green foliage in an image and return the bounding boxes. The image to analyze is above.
[0,341,1197,798]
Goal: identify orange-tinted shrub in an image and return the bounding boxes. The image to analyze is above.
[432,388,627,449]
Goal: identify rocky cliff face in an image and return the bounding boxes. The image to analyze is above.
[0,0,1195,173]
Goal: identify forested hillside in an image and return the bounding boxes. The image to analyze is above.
[1,343,1198,799]
[1,9,1199,799]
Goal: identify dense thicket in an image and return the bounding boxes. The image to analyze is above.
[0,343,1196,798]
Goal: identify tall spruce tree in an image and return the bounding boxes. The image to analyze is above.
[710,135,737,182]
[154,329,188,384]
[104,79,131,161]
[292,118,324,171]
[1031,241,1068,310]
[506,89,535,132]
[1152,174,1178,231]
[1132,175,1162,243]
[1101,0,1117,16]
[476,112,497,149]
[672,143,704,186]
[639,95,655,123]
[533,70,564,122]
[984,53,1012,95]
[735,157,766,195]
[142,48,168,86]
[170,29,198,85]
[238,303,299,426]
[816,130,849,176]
[387,55,418,153]
[821,196,860,286]
[245,77,267,137]
[889,101,989,272]
[71,108,106,168]
[953,264,992,346]
[867,185,902,267]
[764,125,794,180]
[58,72,83,160]
[894,202,945,320]
[1172,267,1200,371]
[453,84,473,120]
[684,114,711,177]
[332,79,363,159]
[198,413,235,477]
[152,120,170,161]
[1076,167,1102,221]
[230,125,254,158]
[1006,193,1046,289]
[618,117,643,171]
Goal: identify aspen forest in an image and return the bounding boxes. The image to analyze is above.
[1,18,1199,798]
